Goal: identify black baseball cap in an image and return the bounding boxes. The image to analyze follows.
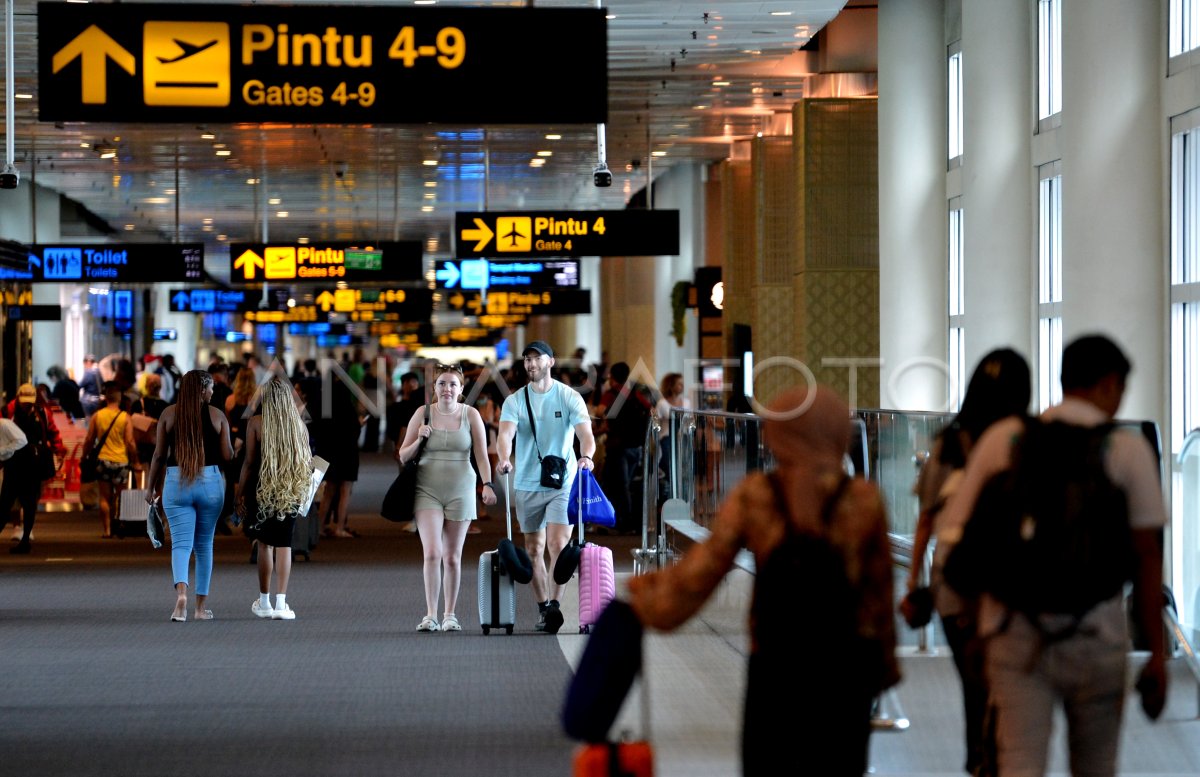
[522,340,554,359]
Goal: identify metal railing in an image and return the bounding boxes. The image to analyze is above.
[635,406,1200,720]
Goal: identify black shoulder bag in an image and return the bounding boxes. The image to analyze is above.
[525,386,567,489]
[381,404,431,521]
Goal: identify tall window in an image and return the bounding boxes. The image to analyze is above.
[1171,122,1200,453]
[1038,164,1063,411]
[948,46,964,162]
[949,201,965,409]
[1037,0,1062,121]
[1171,0,1200,57]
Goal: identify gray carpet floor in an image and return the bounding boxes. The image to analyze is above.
[0,453,604,777]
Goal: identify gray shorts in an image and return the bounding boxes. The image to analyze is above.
[514,488,570,533]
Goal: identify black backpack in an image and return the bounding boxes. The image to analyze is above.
[943,418,1134,619]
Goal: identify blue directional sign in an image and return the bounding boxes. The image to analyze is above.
[0,243,205,282]
[168,287,289,313]
[434,258,579,290]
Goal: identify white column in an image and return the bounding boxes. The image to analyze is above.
[1060,0,1162,422]
[877,0,947,410]
[961,0,1032,371]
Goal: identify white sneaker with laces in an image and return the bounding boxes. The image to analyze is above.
[272,603,296,620]
[251,599,274,618]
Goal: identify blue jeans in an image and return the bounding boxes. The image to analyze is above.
[163,465,225,595]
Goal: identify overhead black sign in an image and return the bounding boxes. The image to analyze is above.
[169,287,290,313]
[455,211,680,259]
[228,241,423,285]
[0,243,204,283]
[39,3,606,124]
[6,305,62,321]
[443,289,590,318]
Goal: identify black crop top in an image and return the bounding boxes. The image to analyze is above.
[166,407,225,467]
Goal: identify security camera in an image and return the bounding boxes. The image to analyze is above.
[593,163,612,188]
[0,164,18,190]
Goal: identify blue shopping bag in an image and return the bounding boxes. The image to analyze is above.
[568,468,617,527]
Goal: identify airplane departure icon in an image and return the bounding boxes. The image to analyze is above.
[157,39,218,64]
[494,217,532,252]
[500,223,526,247]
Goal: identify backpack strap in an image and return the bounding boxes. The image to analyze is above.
[766,472,851,536]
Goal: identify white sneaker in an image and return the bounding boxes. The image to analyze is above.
[251,599,274,618]
[272,603,296,620]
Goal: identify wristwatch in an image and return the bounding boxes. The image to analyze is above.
[482,482,495,490]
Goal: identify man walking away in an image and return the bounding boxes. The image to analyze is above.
[938,334,1167,777]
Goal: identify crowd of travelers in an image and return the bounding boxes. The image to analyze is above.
[1,332,1172,776]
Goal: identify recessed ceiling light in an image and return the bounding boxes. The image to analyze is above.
[424,181,437,187]
[201,133,216,140]
[545,134,562,140]
[652,151,667,157]
[124,224,135,231]
[606,14,616,20]
[15,94,32,100]
[202,225,214,232]
[217,234,227,241]
[276,211,289,218]
[287,298,296,308]
[298,237,310,244]
[770,11,793,16]
[268,198,281,205]
[422,159,438,166]
[414,0,436,5]
[529,159,545,167]
[694,105,709,110]
[707,35,717,40]
[143,197,170,204]
[421,205,434,212]
[164,189,176,195]
[713,81,730,87]
[215,149,231,156]
[424,193,436,199]
[202,218,213,224]
[536,150,553,157]
[80,142,90,148]
[212,143,226,149]
[246,178,259,185]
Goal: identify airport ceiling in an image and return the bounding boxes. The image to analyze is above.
[3,0,853,260]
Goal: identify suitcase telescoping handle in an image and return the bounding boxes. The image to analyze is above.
[504,471,514,542]
[577,473,586,545]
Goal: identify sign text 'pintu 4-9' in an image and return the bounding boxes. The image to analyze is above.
[454,211,680,259]
[38,3,606,124]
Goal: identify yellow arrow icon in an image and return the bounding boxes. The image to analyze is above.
[233,249,264,280]
[449,292,465,310]
[315,291,336,312]
[52,25,136,105]
[461,218,495,253]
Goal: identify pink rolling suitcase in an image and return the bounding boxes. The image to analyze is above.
[576,498,615,634]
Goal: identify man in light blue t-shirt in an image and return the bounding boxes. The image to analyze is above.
[496,341,596,634]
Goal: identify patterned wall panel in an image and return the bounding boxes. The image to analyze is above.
[802,269,880,408]
[751,283,796,404]
[754,137,796,285]
[721,158,754,343]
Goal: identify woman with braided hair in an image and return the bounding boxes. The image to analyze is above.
[236,376,314,621]
[146,370,234,622]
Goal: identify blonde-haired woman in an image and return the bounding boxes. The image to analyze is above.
[397,363,495,632]
[237,377,313,621]
[146,371,234,622]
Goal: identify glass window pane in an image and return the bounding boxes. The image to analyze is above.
[949,208,964,316]
[948,51,963,160]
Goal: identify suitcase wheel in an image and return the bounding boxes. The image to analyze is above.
[482,626,491,635]
[580,625,590,635]
[505,625,513,635]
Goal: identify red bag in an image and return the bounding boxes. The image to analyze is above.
[572,741,653,777]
